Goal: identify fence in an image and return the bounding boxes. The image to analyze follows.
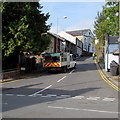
[1,69,20,80]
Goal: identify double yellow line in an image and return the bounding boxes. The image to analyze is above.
[0,78,25,84]
[95,61,120,92]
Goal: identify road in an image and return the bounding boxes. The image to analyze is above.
[2,57,119,118]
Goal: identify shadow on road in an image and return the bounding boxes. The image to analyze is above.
[2,56,101,113]
[76,56,91,62]
[2,86,101,112]
[13,57,97,80]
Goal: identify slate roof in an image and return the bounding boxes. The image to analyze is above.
[108,36,119,44]
[66,29,90,36]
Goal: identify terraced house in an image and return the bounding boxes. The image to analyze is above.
[66,29,95,56]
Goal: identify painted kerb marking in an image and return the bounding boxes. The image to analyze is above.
[95,61,120,92]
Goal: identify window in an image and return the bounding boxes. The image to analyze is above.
[45,56,60,62]
[70,56,73,61]
[61,57,67,62]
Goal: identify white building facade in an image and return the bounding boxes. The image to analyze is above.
[66,29,95,56]
[104,36,119,71]
[58,31,83,56]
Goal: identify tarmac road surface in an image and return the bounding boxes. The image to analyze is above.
[2,57,119,118]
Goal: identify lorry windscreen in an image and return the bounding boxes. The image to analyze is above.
[45,56,60,62]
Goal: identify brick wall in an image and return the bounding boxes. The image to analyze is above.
[1,70,20,79]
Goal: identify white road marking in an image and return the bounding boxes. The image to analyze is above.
[36,94,42,96]
[103,98,115,102]
[56,95,70,98]
[87,97,100,100]
[30,85,52,96]
[47,94,57,97]
[69,69,74,74]
[72,96,85,99]
[28,95,35,97]
[16,95,26,97]
[48,106,119,114]
[60,95,70,97]
[57,76,66,82]
[3,93,117,103]
[5,94,14,96]
[41,96,50,98]
[56,96,65,98]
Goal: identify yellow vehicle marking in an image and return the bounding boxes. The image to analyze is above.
[44,62,60,67]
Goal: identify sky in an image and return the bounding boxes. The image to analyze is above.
[40,1,106,33]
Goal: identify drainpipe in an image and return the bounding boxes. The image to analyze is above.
[119,37,120,65]
[105,35,109,71]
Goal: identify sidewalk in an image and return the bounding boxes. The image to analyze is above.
[98,62,119,87]
[2,63,47,83]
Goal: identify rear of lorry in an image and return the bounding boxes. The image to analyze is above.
[43,53,62,71]
[43,52,76,72]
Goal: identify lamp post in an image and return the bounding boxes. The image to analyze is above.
[57,16,67,34]
[56,16,67,52]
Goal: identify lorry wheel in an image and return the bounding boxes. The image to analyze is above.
[62,66,67,73]
[47,70,52,73]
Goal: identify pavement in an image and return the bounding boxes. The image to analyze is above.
[2,63,47,83]
[1,63,47,91]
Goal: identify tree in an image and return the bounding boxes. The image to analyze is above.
[2,2,51,69]
[94,11,107,45]
[103,2,119,36]
[94,2,119,63]
[2,2,51,56]
[94,2,119,45]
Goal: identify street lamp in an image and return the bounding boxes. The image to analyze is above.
[57,16,67,33]
[56,16,67,53]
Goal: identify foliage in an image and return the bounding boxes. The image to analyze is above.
[95,42,104,63]
[94,2,119,45]
[2,2,51,59]
[94,12,107,45]
[103,2,119,36]
[94,2,119,64]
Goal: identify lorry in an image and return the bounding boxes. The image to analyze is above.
[43,52,76,72]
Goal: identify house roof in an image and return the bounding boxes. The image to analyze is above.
[48,32,65,42]
[108,36,119,44]
[66,29,91,36]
